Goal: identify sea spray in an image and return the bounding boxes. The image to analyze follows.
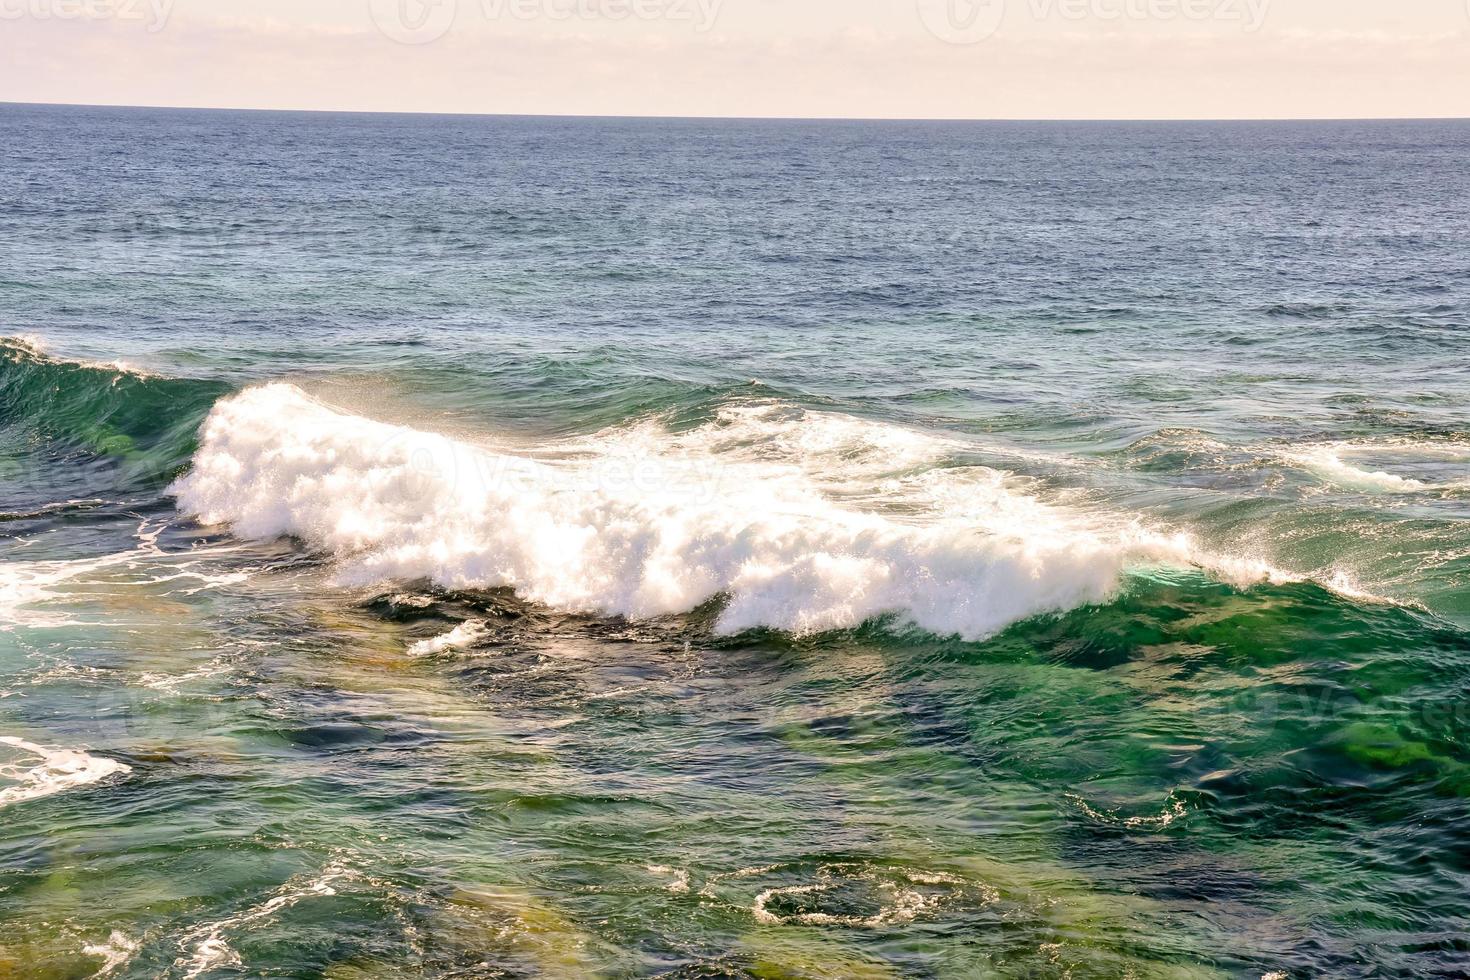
[172,384,1289,639]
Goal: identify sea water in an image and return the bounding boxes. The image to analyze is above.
[1,104,1469,977]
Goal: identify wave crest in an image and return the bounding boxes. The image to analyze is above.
[172,384,1288,640]
[0,336,229,491]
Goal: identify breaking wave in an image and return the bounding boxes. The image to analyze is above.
[171,384,1303,640]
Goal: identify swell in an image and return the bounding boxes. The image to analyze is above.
[0,337,232,494]
[170,384,1308,641]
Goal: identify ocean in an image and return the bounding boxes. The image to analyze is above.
[1,103,1469,978]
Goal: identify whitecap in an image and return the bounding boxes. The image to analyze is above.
[2,333,159,379]
[0,736,132,808]
[1286,441,1470,495]
[408,619,491,657]
[171,385,1323,641]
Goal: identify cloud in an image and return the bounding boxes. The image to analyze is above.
[1,3,1467,118]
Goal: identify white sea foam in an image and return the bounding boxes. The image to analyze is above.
[3,333,157,379]
[646,865,691,894]
[138,657,234,692]
[174,864,350,979]
[1065,792,1191,830]
[1290,445,1428,493]
[408,619,491,657]
[0,522,248,631]
[1287,441,1470,495]
[747,863,992,929]
[172,385,1303,641]
[0,736,132,808]
[83,930,140,976]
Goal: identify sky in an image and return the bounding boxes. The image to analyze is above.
[2,0,1468,119]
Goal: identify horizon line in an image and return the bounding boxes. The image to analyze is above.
[3,99,1468,125]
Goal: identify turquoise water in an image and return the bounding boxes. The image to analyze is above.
[2,105,1469,977]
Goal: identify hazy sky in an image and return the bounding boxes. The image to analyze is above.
[3,0,1468,118]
